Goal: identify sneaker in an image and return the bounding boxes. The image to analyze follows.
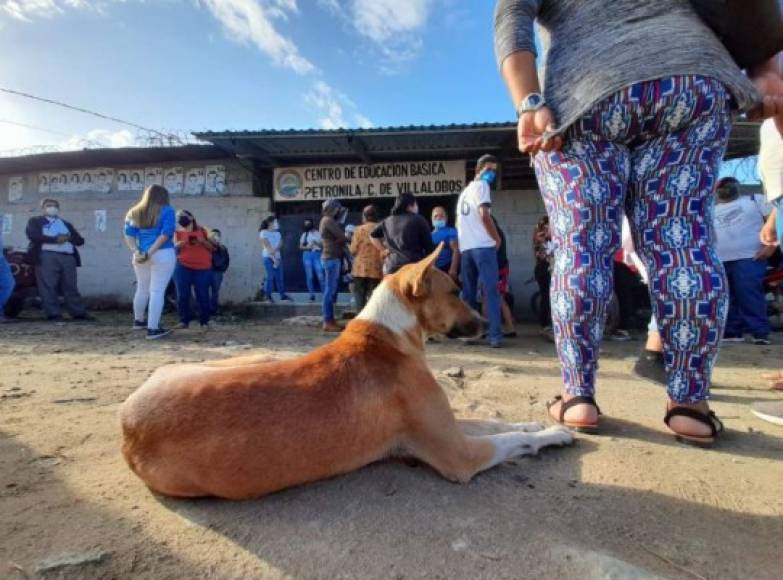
[175,322,189,330]
[722,334,744,343]
[632,350,666,386]
[753,336,771,346]
[750,401,783,426]
[47,315,63,321]
[489,341,503,349]
[309,294,316,302]
[609,329,632,342]
[146,328,173,340]
[132,320,147,330]
[280,295,294,302]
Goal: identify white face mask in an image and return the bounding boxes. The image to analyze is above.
[44,206,59,217]
[271,221,279,231]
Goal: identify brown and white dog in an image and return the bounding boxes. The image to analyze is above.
[120,245,572,499]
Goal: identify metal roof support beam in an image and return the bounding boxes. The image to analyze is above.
[346,135,372,164]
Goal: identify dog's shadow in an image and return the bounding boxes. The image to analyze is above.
[157,434,782,579]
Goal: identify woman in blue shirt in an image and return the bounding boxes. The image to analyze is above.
[430,206,460,281]
[123,185,177,339]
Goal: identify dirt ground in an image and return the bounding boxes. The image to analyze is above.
[1,312,782,580]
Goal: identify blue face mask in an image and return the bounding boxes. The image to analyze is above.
[480,169,497,184]
[432,219,446,230]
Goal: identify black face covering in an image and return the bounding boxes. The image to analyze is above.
[178,215,192,227]
[303,221,313,231]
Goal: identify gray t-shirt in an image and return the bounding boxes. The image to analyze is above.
[494,0,760,133]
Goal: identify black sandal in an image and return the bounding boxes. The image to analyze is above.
[546,395,602,433]
[663,406,724,447]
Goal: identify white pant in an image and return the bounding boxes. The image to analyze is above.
[133,248,176,330]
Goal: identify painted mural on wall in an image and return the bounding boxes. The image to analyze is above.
[7,165,232,198]
[8,177,24,202]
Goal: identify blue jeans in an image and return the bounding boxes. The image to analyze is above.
[322,258,341,322]
[461,247,501,344]
[302,251,325,295]
[0,254,15,318]
[174,264,211,326]
[263,257,287,298]
[724,258,770,339]
[209,271,224,315]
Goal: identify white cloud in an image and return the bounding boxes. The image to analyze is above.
[305,81,372,130]
[0,0,105,21]
[319,0,433,68]
[61,128,136,150]
[201,0,314,74]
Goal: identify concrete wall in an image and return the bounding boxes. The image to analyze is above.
[493,188,546,321]
[1,160,271,305]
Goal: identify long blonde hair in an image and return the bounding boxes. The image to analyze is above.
[127,185,170,229]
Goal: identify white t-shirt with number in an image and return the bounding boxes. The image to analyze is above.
[714,195,769,262]
[456,180,495,251]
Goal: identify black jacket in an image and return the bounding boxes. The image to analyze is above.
[212,245,230,273]
[25,216,85,267]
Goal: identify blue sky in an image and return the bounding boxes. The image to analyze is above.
[0,0,758,180]
[0,0,511,154]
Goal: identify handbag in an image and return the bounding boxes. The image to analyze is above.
[690,0,783,69]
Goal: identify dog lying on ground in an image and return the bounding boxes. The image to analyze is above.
[120,245,573,499]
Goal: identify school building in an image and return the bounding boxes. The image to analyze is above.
[0,121,762,317]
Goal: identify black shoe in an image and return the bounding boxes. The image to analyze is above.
[753,336,771,346]
[280,295,294,302]
[632,350,666,386]
[146,328,173,340]
[132,320,147,330]
[47,315,63,321]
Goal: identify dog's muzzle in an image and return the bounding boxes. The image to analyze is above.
[446,316,487,339]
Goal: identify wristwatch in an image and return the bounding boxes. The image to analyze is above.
[516,93,546,117]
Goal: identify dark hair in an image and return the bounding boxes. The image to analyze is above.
[178,210,198,230]
[260,215,276,231]
[717,176,740,188]
[391,193,417,216]
[40,198,60,209]
[476,154,499,174]
[537,215,549,227]
[362,204,379,223]
[212,228,221,236]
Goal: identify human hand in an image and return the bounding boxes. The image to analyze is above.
[56,235,70,244]
[760,217,779,246]
[517,106,563,156]
[754,244,777,260]
[749,66,783,135]
[495,237,502,250]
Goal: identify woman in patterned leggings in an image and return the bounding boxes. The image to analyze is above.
[494,0,783,445]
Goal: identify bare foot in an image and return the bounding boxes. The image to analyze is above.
[547,393,599,425]
[763,371,783,391]
[665,400,714,439]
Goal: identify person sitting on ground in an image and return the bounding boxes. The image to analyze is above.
[714,177,774,345]
[209,229,230,316]
[123,185,177,340]
[370,193,434,276]
[319,199,349,333]
[350,204,383,312]
[174,210,215,330]
[431,206,460,281]
[25,198,92,321]
[259,216,292,303]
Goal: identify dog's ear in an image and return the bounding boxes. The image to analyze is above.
[410,243,444,297]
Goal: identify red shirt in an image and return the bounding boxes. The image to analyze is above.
[176,228,213,270]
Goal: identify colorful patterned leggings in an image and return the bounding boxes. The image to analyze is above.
[535,76,732,404]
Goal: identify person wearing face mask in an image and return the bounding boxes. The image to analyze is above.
[456,155,503,348]
[259,216,292,303]
[208,229,230,316]
[370,192,434,276]
[173,210,215,329]
[299,218,324,302]
[713,177,774,345]
[430,206,460,282]
[25,198,91,321]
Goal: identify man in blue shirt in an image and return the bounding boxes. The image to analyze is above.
[430,206,460,281]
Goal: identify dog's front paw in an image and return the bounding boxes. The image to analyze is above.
[540,425,574,447]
